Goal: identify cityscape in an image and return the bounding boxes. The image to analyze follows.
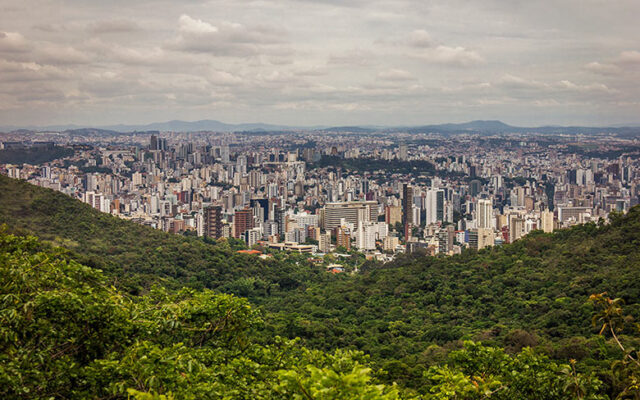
[2,126,638,266]
[2,0,640,398]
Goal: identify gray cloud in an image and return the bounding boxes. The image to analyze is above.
[0,0,638,126]
[88,20,141,34]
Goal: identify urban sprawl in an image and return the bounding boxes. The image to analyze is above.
[1,129,638,266]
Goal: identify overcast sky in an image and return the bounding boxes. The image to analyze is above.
[0,0,639,127]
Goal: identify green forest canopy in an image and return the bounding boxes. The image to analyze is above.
[1,229,626,399]
[1,174,640,397]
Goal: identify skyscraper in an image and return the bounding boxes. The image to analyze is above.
[402,184,413,239]
[150,135,158,151]
[476,199,493,230]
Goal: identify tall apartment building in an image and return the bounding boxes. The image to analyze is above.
[233,208,254,239]
[335,226,351,251]
[476,199,493,229]
[425,189,445,225]
[203,205,223,239]
[541,209,554,233]
[402,184,413,238]
[385,205,402,225]
[318,232,332,253]
[509,217,524,243]
[355,223,377,251]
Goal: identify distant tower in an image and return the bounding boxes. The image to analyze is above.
[150,135,159,150]
[398,144,408,161]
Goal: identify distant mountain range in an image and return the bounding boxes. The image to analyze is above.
[2,119,640,136]
[0,119,297,134]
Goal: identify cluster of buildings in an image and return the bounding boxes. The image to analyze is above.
[2,129,639,261]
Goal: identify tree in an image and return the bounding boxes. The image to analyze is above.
[589,293,640,398]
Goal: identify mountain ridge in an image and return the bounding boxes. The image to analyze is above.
[3,119,640,135]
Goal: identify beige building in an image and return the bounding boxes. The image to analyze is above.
[321,201,378,230]
[541,210,554,233]
[383,236,400,252]
[318,232,332,253]
[469,228,494,250]
[509,217,524,243]
[385,205,402,225]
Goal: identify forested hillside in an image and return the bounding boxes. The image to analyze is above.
[0,231,405,399]
[0,230,623,399]
[0,174,326,295]
[2,174,640,397]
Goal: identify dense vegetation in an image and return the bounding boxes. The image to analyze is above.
[2,175,640,397]
[0,146,74,165]
[262,216,640,390]
[313,156,436,176]
[2,230,629,399]
[0,231,402,399]
[0,174,324,295]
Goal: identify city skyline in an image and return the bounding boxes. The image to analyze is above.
[1,0,640,127]
[3,127,637,258]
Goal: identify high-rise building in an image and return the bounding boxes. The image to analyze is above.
[398,144,408,161]
[469,180,482,197]
[150,135,158,151]
[335,226,351,251]
[273,206,285,238]
[385,205,402,226]
[355,223,377,251]
[402,184,413,238]
[221,145,230,163]
[322,201,377,230]
[319,232,332,253]
[509,217,524,243]
[204,206,223,239]
[541,210,554,233]
[248,170,262,189]
[234,208,254,239]
[250,198,269,222]
[476,199,493,230]
[246,228,262,247]
[438,225,456,253]
[425,189,444,225]
[85,173,97,192]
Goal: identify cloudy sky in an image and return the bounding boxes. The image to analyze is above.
[0,0,639,127]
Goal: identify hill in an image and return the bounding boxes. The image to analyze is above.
[0,174,327,295]
[2,175,640,396]
[0,230,406,399]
